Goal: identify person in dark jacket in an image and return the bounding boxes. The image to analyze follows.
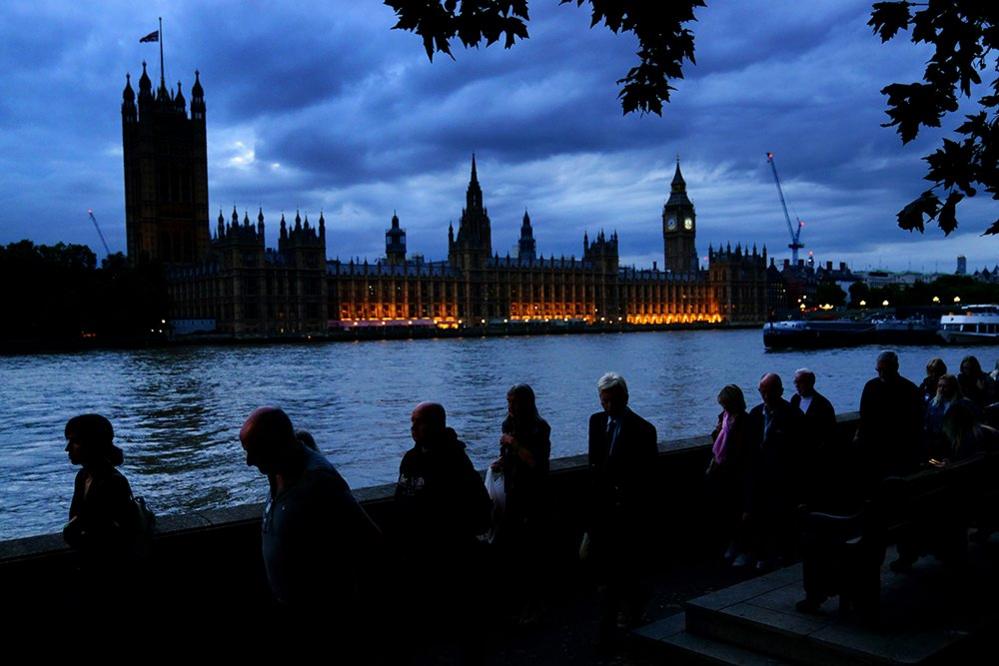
[394,402,491,660]
[63,414,138,613]
[855,350,925,490]
[958,355,996,412]
[919,357,948,404]
[790,368,839,509]
[240,407,382,641]
[585,372,658,646]
[706,384,750,564]
[495,384,551,541]
[746,373,804,570]
[395,402,491,550]
[491,384,552,623]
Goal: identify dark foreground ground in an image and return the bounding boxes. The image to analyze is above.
[406,551,758,665]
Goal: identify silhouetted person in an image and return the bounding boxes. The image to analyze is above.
[790,368,838,508]
[239,407,381,637]
[746,373,803,569]
[891,399,996,575]
[958,355,996,412]
[393,402,491,662]
[706,384,751,565]
[919,357,947,404]
[586,372,658,648]
[491,383,552,624]
[63,414,139,614]
[924,374,966,459]
[855,351,924,490]
[940,399,999,462]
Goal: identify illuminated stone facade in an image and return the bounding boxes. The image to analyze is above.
[122,66,773,336]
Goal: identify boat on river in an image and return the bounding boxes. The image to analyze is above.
[764,314,941,349]
[763,319,875,349]
[871,315,941,345]
[939,305,999,344]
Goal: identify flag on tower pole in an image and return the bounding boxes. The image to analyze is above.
[138,19,166,89]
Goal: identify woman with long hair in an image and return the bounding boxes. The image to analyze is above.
[63,413,140,610]
[706,384,751,566]
[491,384,551,624]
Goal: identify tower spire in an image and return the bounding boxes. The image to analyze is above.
[671,158,686,192]
[470,153,478,185]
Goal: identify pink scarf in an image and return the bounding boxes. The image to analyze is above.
[712,412,733,465]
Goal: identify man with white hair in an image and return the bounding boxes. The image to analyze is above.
[790,368,838,507]
[586,372,658,647]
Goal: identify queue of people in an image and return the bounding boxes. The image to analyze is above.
[704,352,999,580]
[58,352,999,657]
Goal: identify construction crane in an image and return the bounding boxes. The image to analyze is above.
[87,209,112,259]
[765,152,805,264]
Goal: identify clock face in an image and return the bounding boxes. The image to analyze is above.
[684,217,694,231]
[666,216,677,231]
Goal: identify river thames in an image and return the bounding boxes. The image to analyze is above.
[1,328,995,540]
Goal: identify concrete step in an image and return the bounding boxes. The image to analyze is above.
[633,613,788,665]
[682,558,994,666]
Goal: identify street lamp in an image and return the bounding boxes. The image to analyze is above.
[932,296,940,303]
[882,299,889,307]
[954,296,961,303]
[859,300,867,307]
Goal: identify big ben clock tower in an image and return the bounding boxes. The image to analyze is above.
[662,158,698,273]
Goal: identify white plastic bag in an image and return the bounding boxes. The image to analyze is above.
[484,464,506,512]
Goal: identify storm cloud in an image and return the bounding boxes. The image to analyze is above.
[0,0,993,272]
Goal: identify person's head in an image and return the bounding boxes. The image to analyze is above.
[936,374,961,402]
[717,384,746,414]
[926,357,947,379]
[411,402,446,446]
[296,430,318,451]
[960,355,983,377]
[507,384,539,423]
[240,407,300,476]
[792,368,816,397]
[65,414,123,467]
[876,350,900,382]
[758,373,783,407]
[597,372,629,417]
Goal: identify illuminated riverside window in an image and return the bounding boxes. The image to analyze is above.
[158,136,775,333]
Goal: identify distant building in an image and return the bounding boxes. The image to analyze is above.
[119,65,776,337]
[121,62,210,265]
[957,255,967,275]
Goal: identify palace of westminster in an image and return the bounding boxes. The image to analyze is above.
[121,63,783,337]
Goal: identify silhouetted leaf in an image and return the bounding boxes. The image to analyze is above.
[937,191,964,235]
[897,190,940,233]
[869,2,912,42]
[925,139,977,196]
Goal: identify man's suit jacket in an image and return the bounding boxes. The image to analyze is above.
[588,407,658,520]
[789,391,838,505]
[790,390,837,450]
[746,398,803,510]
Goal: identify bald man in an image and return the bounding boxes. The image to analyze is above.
[394,402,490,550]
[240,407,381,615]
[392,402,491,659]
[746,373,804,570]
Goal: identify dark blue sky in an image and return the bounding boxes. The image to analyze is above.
[1,1,993,272]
